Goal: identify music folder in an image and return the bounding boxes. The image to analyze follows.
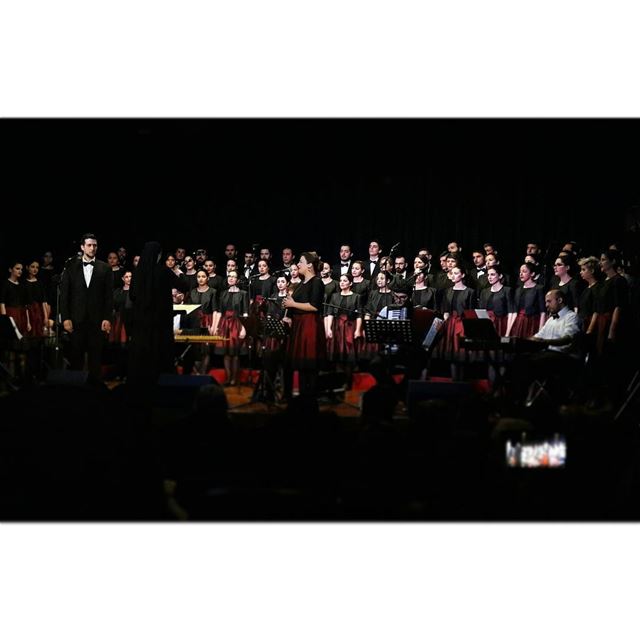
[173,304,201,315]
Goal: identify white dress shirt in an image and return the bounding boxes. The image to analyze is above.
[82,260,94,287]
[534,305,581,355]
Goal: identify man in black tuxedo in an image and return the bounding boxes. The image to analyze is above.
[332,244,354,279]
[364,239,382,281]
[60,233,114,382]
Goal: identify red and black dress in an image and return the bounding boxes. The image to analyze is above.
[326,292,362,364]
[110,286,134,344]
[592,274,629,356]
[23,278,48,337]
[286,275,326,371]
[577,281,602,334]
[411,287,437,311]
[189,287,217,330]
[215,289,249,356]
[511,285,545,338]
[479,285,514,336]
[438,287,477,361]
[0,279,29,335]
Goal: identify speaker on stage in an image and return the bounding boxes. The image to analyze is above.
[154,374,219,408]
[45,369,90,386]
[406,380,474,417]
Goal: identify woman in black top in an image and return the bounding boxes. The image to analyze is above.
[282,251,326,399]
[1,261,29,335]
[23,260,49,337]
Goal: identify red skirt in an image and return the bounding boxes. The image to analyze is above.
[287,312,326,370]
[26,302,45,337]
[5,306,29,335]
[109,312,128,344]
[436,312,467,361]
[215,310,247,356]
[594,312,612,356]
[327,314,358,363]
[198,311,213,329]
[488,311,509,337]
[510,310,540,338]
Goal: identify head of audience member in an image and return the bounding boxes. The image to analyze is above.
[259,247,272,262]
[257,259,270,275]
[226,259,237,274]
[175,247,186,263]
[224,244,237,260]
[447,240,461,254]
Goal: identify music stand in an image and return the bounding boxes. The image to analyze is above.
[241,315,288,407]
[364,319,414,345]
[0,316,22,391]
[461,318,500,342]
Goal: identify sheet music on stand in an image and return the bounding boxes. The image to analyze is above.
[422,316,444,350]
[173,303,201,316]
[263,315,288,339]
[364,319,414,345]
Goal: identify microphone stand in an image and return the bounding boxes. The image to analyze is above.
[51,255,77,371]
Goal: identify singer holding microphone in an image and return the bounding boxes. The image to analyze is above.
[282,252,326,400]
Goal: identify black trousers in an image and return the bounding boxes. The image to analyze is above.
[68,321,106,382]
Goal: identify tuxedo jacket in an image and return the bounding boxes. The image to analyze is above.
[332,260,353,280]
[363,259,381,281]
[60,258,114,325]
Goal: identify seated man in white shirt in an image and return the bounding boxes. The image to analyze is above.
[510,289,583,404]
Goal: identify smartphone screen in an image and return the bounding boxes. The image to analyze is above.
[506,434,566,468]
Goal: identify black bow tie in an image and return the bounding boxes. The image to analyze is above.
[551,313,560,319]
[83,261,95,267]
[341,262,349,266]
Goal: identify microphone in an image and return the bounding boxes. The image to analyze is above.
[249,273,263,278]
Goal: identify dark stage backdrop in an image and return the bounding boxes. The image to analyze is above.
[3,119,640,271]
